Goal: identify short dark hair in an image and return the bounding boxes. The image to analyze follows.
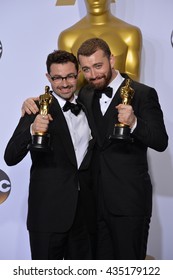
[77,38,111,62]
[46,50,78,74]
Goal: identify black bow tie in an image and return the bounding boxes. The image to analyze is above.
[94,86,113,98]
[63,100,82,116]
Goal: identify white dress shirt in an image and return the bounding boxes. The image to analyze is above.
[53,93,92,168]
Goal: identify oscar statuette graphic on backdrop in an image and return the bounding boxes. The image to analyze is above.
[55,0,115,5]
[57,0,142,86]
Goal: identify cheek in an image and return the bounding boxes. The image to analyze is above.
[82,72,90,80]
[51,84,57,91]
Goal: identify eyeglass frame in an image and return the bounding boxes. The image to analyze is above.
[49,73,78,83]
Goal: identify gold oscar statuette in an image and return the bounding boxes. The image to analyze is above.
[28,85,53,151]
[110,79,135,142]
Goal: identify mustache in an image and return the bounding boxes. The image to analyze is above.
[89,75,105,82]
[57,85,73,90]
[89,74,106,82]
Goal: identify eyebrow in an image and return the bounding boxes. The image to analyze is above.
[82,62,103,69]
[50,72,77,77]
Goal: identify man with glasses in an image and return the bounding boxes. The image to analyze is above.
[4,50,96,260]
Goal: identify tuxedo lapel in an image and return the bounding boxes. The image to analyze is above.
[104,86,122,140]
[80,86,119,147]
[50,98,78,167]
[88,90,104,147]
[79,88,98,141]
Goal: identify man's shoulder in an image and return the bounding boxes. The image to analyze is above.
[78,85,94,108]
[79,84,93,97]
[121,73,154,91]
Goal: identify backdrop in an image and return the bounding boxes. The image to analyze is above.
[0,0,173,260]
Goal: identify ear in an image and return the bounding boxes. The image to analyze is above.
[46,73,51,82]
[110,54,115,68]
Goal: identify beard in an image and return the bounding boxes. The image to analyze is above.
[88,65,112,90]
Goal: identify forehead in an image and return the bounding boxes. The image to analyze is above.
[50,61,76,75]
[79,49,108,67]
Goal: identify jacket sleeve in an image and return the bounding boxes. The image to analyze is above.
[132,86,168,152]
[4,114,35,166]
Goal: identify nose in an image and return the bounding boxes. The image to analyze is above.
[61,78,68,86]
[89,68,97,79]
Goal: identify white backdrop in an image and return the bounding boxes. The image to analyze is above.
[0,0,173,260]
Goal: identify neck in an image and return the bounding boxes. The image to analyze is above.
[68,95,75,102]
[110,69,118,83]
[88,13,113,25]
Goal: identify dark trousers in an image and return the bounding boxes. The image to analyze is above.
[96,191,150,260]
[29,193,96,260]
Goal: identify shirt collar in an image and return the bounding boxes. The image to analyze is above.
[52,92,77,109]
[109,70,125,98]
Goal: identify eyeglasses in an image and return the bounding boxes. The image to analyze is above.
[50,74,78,83]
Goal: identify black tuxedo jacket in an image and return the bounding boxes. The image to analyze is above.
[4,96,96,233]
[78,74,168,217]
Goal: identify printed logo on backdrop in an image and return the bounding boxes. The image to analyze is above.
[171,30,173,48]
[0,169,11,204]
[0,41,3,59]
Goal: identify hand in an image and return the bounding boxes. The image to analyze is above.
[21,97,39,117]
[31,114,53,134]
[116,104,136,128]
